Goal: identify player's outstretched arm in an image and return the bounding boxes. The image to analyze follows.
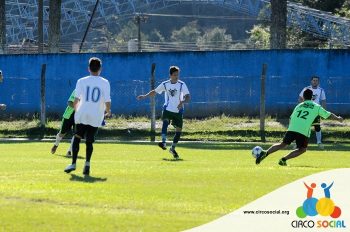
[137,90,156,100]
[329,113,343,123]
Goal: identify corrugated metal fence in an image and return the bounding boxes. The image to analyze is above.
[0,50,349,117]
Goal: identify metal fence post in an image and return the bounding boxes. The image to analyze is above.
[40,64,46,127]
[150,63,156,141]
[260,63,267,142]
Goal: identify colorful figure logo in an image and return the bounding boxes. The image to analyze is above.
[296,182,342,219]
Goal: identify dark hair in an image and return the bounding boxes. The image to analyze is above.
[169,66,180,75]
[311,75,319,80]
[303,89,313,100]
[89,57,102,72]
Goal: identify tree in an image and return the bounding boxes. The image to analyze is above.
[113,20,149,51]
[270,0,287,49]
[170,21,201,50]
[197,27,233,50]
[297,0,345,12]
[48,0,62,53]
[337,1,350,18]
[247,25,270,49]
[149,29,165,42]
[0,1,5,54]
[170,21,201,43]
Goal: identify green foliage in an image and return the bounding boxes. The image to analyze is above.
[113,20,149,51]
[170,21,201,43]
[336,1,350,18]
[247,25,270,49]
[83,1,350,51]
[197,27,233,50]
[148,29,165,42]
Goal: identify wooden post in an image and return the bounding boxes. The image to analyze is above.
[150,63,156,142]
[40,64,47,127]
[260,64,267,142]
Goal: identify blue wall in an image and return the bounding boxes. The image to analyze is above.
[0,50,349,117]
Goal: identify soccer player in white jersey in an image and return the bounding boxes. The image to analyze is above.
[298,76,326,149]
[64,57,111,175]
[137,66,190,159]
[0,71,6,111]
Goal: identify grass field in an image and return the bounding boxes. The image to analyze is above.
[0,141,349,231]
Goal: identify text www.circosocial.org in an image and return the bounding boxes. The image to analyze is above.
[243,210,290,215]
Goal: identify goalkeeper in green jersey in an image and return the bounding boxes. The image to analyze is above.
[51,90,76,156]
[256,89,343,166]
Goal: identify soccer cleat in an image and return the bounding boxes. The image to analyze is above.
[169,147,179,159]
[255,150,268,165]
[278,159,287,166]
[64,164,76,173]
[317,143,324,150]
[158,142,167,150]
[51,145,58,154]
[83,165,90,176]
[66,151,72,157]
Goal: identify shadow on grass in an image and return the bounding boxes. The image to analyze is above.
[69,174,107,183]
[291,165,321,169]
[55,154,84,159]
[162,158,184,162]
[179,142,350,152]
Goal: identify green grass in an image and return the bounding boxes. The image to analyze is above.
[0,116,348,142]
[0,142,349,231]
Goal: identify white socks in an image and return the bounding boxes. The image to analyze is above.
[68,136,74,153]
[54,133,62,146]
[316,131,322,144]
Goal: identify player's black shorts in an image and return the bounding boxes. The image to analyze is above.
[60,113,75,134]
[75,123,98,143]
[283,131,308,149]
[162,109,183,129]
[312,116,321,128]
